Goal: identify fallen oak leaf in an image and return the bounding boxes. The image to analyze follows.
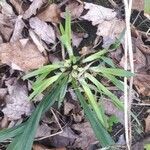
[23,0,47,19]
[37,4,61,23]
[0,39,48,71]
[29,17,56,44]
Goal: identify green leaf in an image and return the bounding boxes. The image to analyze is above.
[72,79,115,147]
[32,72,50,90]
[23,64,62,80]
[80,79,108,127]
[90,67,134,77]
[29,74,61,100]
[100,56,115,68]
[85,73,124,109]
[82,49,107,63]
[101,73,124,91]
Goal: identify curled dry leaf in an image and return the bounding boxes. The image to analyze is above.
[2,80,34,121]
[37,4,61,23]
[29,17,56,44]
[23,0,47,19]
[0,39,48,71]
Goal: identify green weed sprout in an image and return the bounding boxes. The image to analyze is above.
[0,12,133,150]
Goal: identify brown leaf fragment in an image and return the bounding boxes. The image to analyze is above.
[29,17,56,44]
[2,80,34,121]
[72,122,97,149]
[65,1,84,19]
[132,0,144,11]
[0,35,3,44]
[10,16,25,42]
[9,0,24,14]
[0,25,13,41]
[134,74,150,97]
[23,0,47,19]
[37,4,61,23]
[145,115,150,132]
[0,39,48,71]
[81,2,117,25]
[33,144,66,150]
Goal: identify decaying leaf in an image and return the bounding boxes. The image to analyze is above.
[102,100,124,124]
[134,74,150,97]
[72,122,97,149]
[37,4,61,23]
[33,144,66,150]
[0,25,13,41]
[145,115,150,132]
[2,80,34,121]
[23,0,47,19]
[81,2,125,48]
[10,16,25,42]
[65,1,84,19]
[9,0,24,15]
[81,2,116,25]
[132,0,144,11]
[29,17,56,44]
[50,127,78,147]
[35,123,52,138]
[0,39,48,71]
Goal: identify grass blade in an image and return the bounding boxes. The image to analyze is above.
[85,73,124,109]
[90,67,133,77]
[80,79,108,127]
[23,64,62,80]
[72,79,115,147]
[101,73,124,91]
[100,56,115,68]
[29,74,61,100]
[82,49,107,63]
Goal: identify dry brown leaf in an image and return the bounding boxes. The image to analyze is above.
[0,35,3,44]
[10,16,25,42]
[72,32,84,47]
[10,0,24,14]
[29,17,56,44]
[0,88,7,100]
[23,0,47,19]
[145,115,150,132]
[33,144,66,150]
[102,100,124,124]
[35,123,52,138]
[134,74,150,97]
[72,122,97,149]
[50,127,78,147]
[65,1,84,19]
[81,2,124,48]
[0,39,48,71]
[2,80,34,121]
[132,0,144,11]
[37,4,61,23]
[0,25,13,41]
[81,2,116,25]
[0,1,15,17]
